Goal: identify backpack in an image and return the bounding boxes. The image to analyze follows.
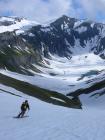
[21,103,27,111]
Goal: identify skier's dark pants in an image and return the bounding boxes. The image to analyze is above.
[18,110,26,118]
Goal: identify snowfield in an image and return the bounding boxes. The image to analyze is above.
[0,17,39,34]
[0,53,105,94]
[1,16,105,140]
[0,84,105,140]
[0,53,105,140]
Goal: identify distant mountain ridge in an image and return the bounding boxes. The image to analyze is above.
[1,15,105,107]
[0,15,105,74]
[22,15,105,59]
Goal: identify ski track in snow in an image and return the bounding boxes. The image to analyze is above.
[0,88,105,140]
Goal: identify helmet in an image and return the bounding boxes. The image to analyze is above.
[25,100,28,103]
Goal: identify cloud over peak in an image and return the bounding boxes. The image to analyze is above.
[0,0,73,22]
[0,0,105,23]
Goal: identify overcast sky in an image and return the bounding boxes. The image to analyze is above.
[0,0,105,23]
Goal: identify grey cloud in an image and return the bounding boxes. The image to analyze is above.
[0,0,75,22]
[78,0,105,20]
[0,0,105,22]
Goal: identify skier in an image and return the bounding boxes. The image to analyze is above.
[17,100,30,118]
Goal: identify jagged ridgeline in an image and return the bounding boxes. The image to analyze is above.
[0,15,105,74]
[1,16,105,109]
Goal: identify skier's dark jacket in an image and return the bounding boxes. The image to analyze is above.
[21,102,30,111]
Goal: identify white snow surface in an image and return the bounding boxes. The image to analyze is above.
[0,17,15,22]
[0,47,105,139]
[0,84,105,140]
[0,53,105,94]
[0,17,39,34]
[74,20,84,28]
[75,26,87,34]
[0,16,105,140]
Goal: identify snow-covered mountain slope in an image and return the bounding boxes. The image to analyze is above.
[0,15,105,108]
[0,17,42,74]
[0,71,82,109]
[0,52,105,105]
[21,15,105,59]
[0,84,105,140]
[1,53,104,93]
[0,15,105,73]
[0,16,39,34]
[1,15,105,140]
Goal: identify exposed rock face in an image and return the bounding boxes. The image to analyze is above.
[1,15,105,74]
[21,15,105,59]
[0,31,42,75]
[1,16,105,107]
